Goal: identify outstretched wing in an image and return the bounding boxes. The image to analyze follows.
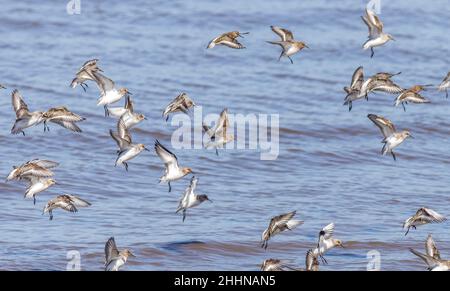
[105,237,120,264]
[154,140,180,172]
[426,235,441,260]
[271,26,294,41]
[12,89,30,118]
[367,114,396,138]
[92,72,115,96]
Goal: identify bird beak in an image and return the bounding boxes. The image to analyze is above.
[144,117,148,120]
[207,198,213,203]
[239,32,249,38]
[340,244,345,248]
[144,147,150,151]
[409,135,414,139]
[304,44,310,48]
[128,92,133,95]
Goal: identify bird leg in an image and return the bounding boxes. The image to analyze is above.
[319,254,328,265]
[404,227,410,236]
[33,196,36,205]
[49,211,53,221]
[124,162,128,172]
[182,210,186,222]
[402,102,406,112]
[80,83,88,92]
[168,181,172,192]
[348,101,352,112]
[215,148,219,156]
[370,48,375,58]
[391,151,397,161]
[288,56,294,64]
[104,105,109,117]
[446,89,448,98]
[278,51,283,62]
[22,131,26,136]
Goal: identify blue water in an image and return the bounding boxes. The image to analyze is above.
[0,0,449,270]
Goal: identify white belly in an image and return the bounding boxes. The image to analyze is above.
[98,90,122,105]
[116,147,142,165]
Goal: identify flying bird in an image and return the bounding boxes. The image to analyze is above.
[24,177,57,205]
[92,71,131,117]
[6,159,58,182]
[367,114,413,161]
[154,140,193,192]
[207,31,248,49]
[394,85,431,111]
[403,207,446,236]
[203,108,234,155]
[343,66,365,111]
[109,117,148,171]
[313,223,344,264]
[70,59,103,92]
[104,237,135,271]
[267,26,308,64]
[361,8,395,58]
[176,176,211,222]
[260,211,303,249]
[162,93,196,121]
[10,89,45,135]
[43,194,91,220]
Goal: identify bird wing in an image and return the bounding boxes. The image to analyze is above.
[271,26,294,41]
[105,237,120,264]
[366,8,384,34]
[370,80,404,94]
[78,59,99,73]
[410,248,440,269]
[92,71,115,95]
[218,39,245,49]
[367,114,396,139]
[269,211,296,233]
[29,159,59,169]
[109,129,131,151]
[419,208,447,223]
[46,107,85,122]
[20,164,54,178]
[321,222,335,240]
[155,140,179,172]
[306,249,318,271]
[125,95,134,113]
[213,108,230,140]
[49,120,82,132]
[117,117,132,143]
[12,89,30,118]
[54,197,78,213]
[361,15,378,38]
[65,194,91,208]
[350,66,364,90]
[426,235,441,260]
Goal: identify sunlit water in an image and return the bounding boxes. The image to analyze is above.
[0,0,449,270]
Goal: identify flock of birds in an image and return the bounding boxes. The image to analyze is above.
[2,7,450,271]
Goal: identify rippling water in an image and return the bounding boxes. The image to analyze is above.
[0,0,449,271]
